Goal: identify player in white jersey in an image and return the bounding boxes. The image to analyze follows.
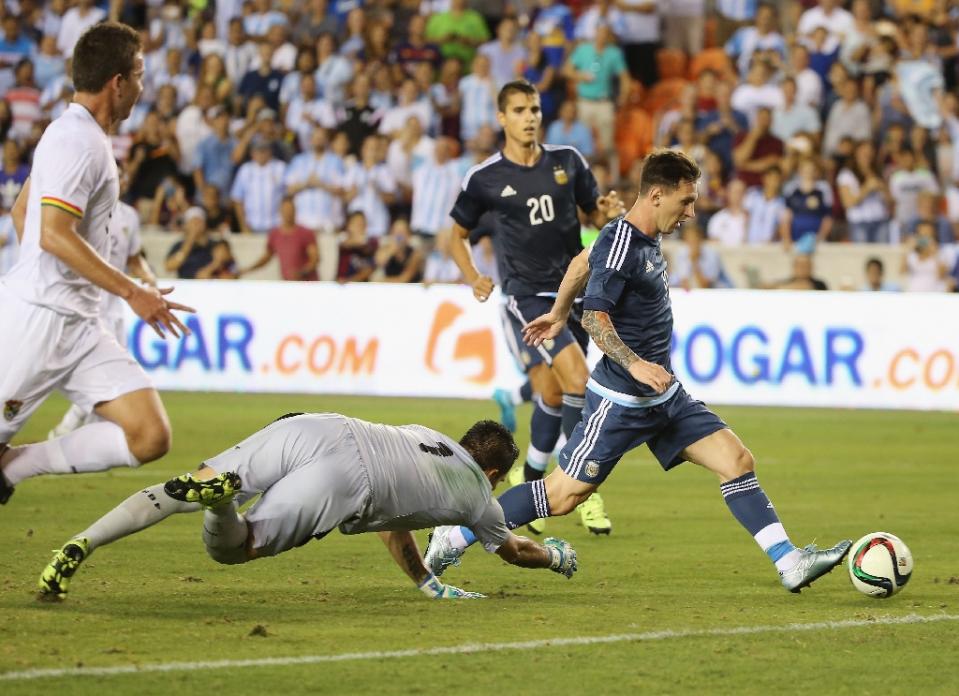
[48,189,157,439]
[37,415,578,601]
[0,23,193,506]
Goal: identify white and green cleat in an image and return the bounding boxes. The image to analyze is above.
[164,471,241,507]
[577,491,612,535]
[37,537,90,601]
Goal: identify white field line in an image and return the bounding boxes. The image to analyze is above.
[2,613,956,682]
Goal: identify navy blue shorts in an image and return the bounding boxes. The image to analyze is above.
[500,295,589,373]
[558,385,728,483]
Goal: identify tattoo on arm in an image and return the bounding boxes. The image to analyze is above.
[582,309,640,371]
[401,542,428,583]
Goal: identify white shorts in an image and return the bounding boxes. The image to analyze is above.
[0,286,153,441]
[204,414,372,558]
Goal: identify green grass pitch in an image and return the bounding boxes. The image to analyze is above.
[1,392,958,695]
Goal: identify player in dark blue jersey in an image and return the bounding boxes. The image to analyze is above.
[428,150,851,594]
[448,79,625,535]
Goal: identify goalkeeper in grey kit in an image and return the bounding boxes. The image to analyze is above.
[37,414,578,601]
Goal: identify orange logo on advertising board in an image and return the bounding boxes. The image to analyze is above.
[424,301,495,384]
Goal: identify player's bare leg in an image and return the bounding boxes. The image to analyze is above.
[95,388,172,463]
[0,389,171,502]
[550,343,611,534]
[682,429,851,592]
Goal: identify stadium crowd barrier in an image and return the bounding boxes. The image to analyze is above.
[123,279,958,412]
[140,231,909,290]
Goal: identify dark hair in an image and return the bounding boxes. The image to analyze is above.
[72,22,141,93]
[497,79,537,112]
[865,257,883,272]
[639,149,701,194]
[459,420,519,477]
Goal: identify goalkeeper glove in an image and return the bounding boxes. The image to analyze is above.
[545,537,578,579]
[418,573,485,599]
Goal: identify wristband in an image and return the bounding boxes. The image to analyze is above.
[418,573,444,598]
[547,545,562,570]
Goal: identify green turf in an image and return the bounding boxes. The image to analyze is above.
[1,393,958,695]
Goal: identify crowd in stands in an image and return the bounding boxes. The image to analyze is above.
[1,0,959,293]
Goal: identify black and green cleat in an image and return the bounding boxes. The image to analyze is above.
[164,471,241,507]
[37,537,89,602]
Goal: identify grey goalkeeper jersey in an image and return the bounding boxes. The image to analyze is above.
[341,417,509,553]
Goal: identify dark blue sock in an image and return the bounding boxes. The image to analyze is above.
[519,380,533,403]
[527,397,562,478]
[497,480,550,530]
[721,472,797,569]
[561,393,585,439]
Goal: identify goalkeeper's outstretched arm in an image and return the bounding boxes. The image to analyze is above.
[378,531,484,599]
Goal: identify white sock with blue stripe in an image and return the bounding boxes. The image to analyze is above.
[720,472,801,572]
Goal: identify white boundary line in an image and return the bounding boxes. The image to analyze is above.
[2,613,956,682]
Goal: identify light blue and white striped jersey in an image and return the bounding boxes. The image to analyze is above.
[458,74,499,142]
[726,27,787,76]
[716,0,757,21]
[575,7,627,41]
[152,71,196,109]
[743,188,786,245]
[285,98,338,151]
[231,159,286,232]
[315,55,353,104]
[224,41,257,83]
[0,213,17,276]
[243,11,286,38]
[284,151,348,231]
[410,160,462,236]
[344,162,396,238]
[279,71,304,106]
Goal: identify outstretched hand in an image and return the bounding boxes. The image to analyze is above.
[523,312,567,347]
[436,584,486,599]
[596,190,627,222]
[127,285,195,339]
[545,537,578,579]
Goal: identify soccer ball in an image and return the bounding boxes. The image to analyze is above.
[848,532,913,598]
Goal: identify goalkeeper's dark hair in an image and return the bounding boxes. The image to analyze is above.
[460,420,519,477]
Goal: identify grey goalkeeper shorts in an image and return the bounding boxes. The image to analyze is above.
[204,413,372,558]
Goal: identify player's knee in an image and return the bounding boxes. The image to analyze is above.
[734,447,755,476]
[128,421,172,464]
[540,388,563,409]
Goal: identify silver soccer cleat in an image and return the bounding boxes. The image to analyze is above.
[780,539,852,593]
[424,526,464,577]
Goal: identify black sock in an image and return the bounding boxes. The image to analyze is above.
[561,393,586,439]
[524,463,544,481]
